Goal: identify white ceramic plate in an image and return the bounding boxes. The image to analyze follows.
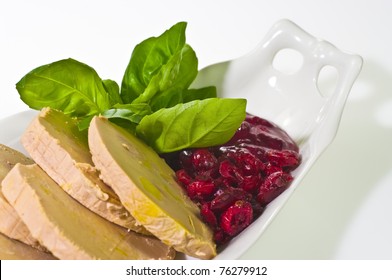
[0,20,363,260]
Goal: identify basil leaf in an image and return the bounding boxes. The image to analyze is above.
[121,22,198,105]
[102,103,152,124]
[77,115,95,131]
[16,58,112,117]
[136,98,247,153]
[149,86,217,111]
[148,87,183,111]
[131,43,198,106]
[102,79,122,105]
[182,86,217,103]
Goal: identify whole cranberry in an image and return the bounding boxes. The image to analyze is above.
[220,200,253,236]
[239,174,262,192]
[257,171,293,206]
[210,187,251,212]
[218,160,237,179]
[263,149,301,170]
[187,180,216,201]
[200,203,218,228]
[191,149,218,172]
[175,169,193,186]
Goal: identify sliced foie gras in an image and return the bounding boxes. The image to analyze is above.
[2,163,175,260]
[21,108,148,235]
[0,232,56,260]
[0,144,45,250]
[88,116,216,259]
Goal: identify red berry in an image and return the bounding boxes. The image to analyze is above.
[239,174,262,192]
[264,149,301,170]
[220,200,253,236]
[245,113,299,152]
[218,160,237,178]
[210,187,250,212]
[257,171,293,206]
[264,163,282,176]
[210,191,235,212]
[234,151,264,176]
[213,229,230,245]
[245,114,274,127]
[225,121,251,145]
[191,149,218,172]
[194,168,219,182]
[187,180,215,200]
[200,203,217,228]
[175,169,193,186]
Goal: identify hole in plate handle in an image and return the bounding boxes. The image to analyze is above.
[317,65,339,98]
[272,48,303,75]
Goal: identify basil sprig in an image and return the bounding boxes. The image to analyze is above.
[16,22,246,153]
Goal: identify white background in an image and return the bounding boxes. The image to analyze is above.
[1,0,392,259]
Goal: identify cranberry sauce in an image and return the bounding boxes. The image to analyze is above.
[162,113,301,245]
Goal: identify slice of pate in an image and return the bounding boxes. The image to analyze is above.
[0,232,56,260]
[2,163,175,260]
[21,108,148,234]
[88,116,216,259]
[0,144,45,250]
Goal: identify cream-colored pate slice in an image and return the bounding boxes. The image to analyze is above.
[0,144,45,251]
[88,116,216,259]
[0,232,56,260]
[1,163,175,260]
[21,108,149,235]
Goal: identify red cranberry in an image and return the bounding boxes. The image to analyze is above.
[210,187,251,212]
[215,177,238,189]
[230,150,264,176]
[245,113,299,152]
[264,162,283,176]
[226,121,251,145]
[175,169,193,186]
[214,229,230,245]
[194,168,219,182]
[257,171,293,206]
[220,200,253,236]
[200,203,217,227]
[263,149,301,170]
[239,174,262,192]
[191,149,218,171]
[250,199,265,217]
[187,180,216,201]
[218,160,237,179]
[245,114,274,127]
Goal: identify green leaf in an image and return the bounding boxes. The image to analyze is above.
[77,115,95,131]
[16,58,112,117]
[148,87,183,111]
[131,44,198,107]
[149,86,217,111]
[182,86,217,103]
[136,98,247,153]
[102,79,122,106]
[102,103,152,124]
[120,22,198,105]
